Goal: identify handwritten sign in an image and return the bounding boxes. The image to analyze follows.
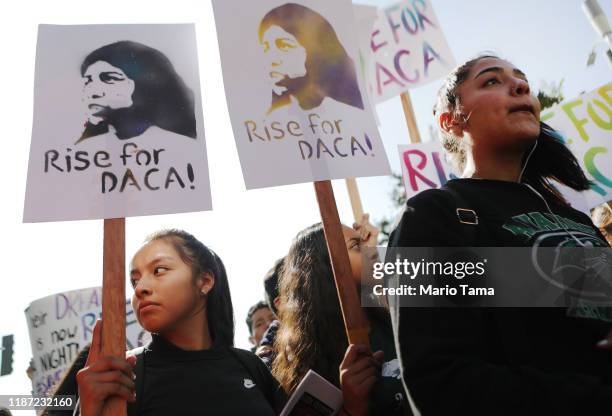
[542,83,612,209]
[367,0,455,103]
[24,287,148,396]
[213,0,390,189]
[353,4,380,125]
[398,142,456,199]
[23,24,212,222]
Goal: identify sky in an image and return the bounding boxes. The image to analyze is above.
[0,0,610,410]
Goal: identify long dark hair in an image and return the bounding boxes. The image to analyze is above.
[147,229,234,347]
[258,3,364,113]
[78,41,196,142]
[272,223,347,393]
[433,54,590,204]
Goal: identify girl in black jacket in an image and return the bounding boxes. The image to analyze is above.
[389,55,612,416]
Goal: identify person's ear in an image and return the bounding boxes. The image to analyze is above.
[439,111,465,138]
[273,296,281,313]
[196,272,215,296]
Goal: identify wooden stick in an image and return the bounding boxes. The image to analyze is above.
[314,181,369,345]
[345,178,364,224]
[101,218,126,416]
[400,91,422,144]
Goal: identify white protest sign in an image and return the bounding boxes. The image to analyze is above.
[368,0,455,103]
[24,287,149,396]
[542,83,612,209]
[213,0,390,189]
[398,142,456,199]
[24,24,212,222]
[353,4,380,126]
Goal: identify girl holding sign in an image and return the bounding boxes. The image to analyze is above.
[273,221,409,416]
[389,55,612,414]
[76,230,285,415]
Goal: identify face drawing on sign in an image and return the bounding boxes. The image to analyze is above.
[261,26,307,97]
[258,3,364,114]
[83,61,135,126]
[77,41,196,144]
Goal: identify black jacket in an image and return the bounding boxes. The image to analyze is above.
[389,178,612,415]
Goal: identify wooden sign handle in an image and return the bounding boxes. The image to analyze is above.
[101,218,126,416]
[314,181,369,345]
[345,178,364,224]
[400,91,422,144]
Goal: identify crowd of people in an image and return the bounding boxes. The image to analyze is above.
[32,55,612,415]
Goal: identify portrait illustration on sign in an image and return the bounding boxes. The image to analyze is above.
[77,41,197,144]
[24,24,212,222]
[259,3,364,114]
[213,0,390,189]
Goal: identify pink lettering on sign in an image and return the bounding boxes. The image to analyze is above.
[403,149,437,190]
[402,149,454,192]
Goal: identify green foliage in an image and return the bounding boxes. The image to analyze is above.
[537,79,565,110]
[377,172,406,245]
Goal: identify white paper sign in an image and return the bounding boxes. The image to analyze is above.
[24,287,149,396]
[542,83,612,209]
[368,0,455,103]
[280,369,343,416]
[24,24,212,222]
[353,4,380,126]
[213,0,390,189]
[398,142,456,199]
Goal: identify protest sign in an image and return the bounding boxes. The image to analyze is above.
[353,4,380,125]
[24,24,212,222]
[367,0,455,103]
[542,83,612,209]
[399,142,456,199]
[213,0,390,189]
[24,287,149,396]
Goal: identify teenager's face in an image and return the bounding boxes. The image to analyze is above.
[130,239,204,334]
[83,60,135,125]
[342,226,364,284]
[249,306,275,346]
[455,58,541,152]
[261,25,307,96]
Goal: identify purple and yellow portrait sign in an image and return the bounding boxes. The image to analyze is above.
[213,0,390,189]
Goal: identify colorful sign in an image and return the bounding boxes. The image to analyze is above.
[24,287,149,396]
[24,24,212,222]
[213,0,390,189]
[367,0,455,103]
[353,4,380,125]
[398,142,456,199]
[542,83,612,209]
